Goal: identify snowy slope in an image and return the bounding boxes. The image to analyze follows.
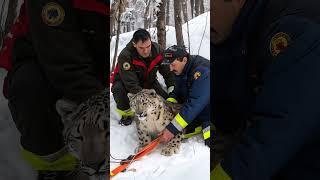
[0,1,37,179]
[110,12,210,180]
[0,69,36,180]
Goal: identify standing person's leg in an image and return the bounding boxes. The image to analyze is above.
[111,80,134,126]
[7,60,78,178]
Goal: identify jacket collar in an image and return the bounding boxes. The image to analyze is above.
[178,55,194,77]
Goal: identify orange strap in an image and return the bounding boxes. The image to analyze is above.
[110,137,161,177]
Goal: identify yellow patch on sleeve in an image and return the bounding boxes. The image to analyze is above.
[194,71,201,80]
[270,32,290,57]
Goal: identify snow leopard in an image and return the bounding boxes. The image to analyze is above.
[128,89,183,156]
[56,88,109,176]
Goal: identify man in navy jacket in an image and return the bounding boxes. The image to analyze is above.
[159,45,211,148]
[213,0,320,179]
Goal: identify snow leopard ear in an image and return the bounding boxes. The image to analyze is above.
[127,92,134,100]
[56,99,78,123]
[148,89,157,97]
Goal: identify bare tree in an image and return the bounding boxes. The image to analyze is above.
[166,0,170,25]
[1,0,18,49]
[156,0,166,50]
[182,0,188,23]
[190,0,194,18]
[174,0,184,47]
[110,1,118,36]
[194,0,200,17]
[200,0,204,14]
[4,0,18,34]
[144,0,151,29]
[112,0,127,72]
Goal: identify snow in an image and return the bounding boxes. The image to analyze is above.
[110,12,210,180]
[110,94,210,180]
[0,69,36,180]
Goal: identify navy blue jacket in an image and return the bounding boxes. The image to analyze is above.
[166,55,211,136]
[214,0,320,179]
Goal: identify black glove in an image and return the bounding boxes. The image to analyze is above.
[205,138,212,148]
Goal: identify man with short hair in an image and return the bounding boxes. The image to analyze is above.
[213,0,320,179]
[159,45,211,148]
[111,29,176,126]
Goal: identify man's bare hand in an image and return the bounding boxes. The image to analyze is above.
[159,128,174,143]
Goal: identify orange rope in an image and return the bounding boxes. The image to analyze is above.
[110,137,161,177]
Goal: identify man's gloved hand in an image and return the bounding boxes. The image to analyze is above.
[166,97,178,103]
[167,86,177,103]
[167,86,175,94]
[205,138,212,148]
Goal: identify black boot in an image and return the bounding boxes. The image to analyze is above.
[37,171,70,180]
[205,138,212,148]
[37,171,58,180]
[37,170,84,180]
[119,116,133,126]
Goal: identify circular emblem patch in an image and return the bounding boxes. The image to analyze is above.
[270,32,290,57]
[123,62,131,70]
[42,2,65,26]
[194,71,201,80]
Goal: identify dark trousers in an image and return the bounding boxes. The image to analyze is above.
[7,60,64,155]
[111,80,169,110]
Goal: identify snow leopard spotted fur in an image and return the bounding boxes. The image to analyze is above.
[128,89,183,156]
[56,88,109,173]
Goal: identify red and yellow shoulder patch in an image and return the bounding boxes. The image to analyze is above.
[194,71,201,80]
[270,32,291,57]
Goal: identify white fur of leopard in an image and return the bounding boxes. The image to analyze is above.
[128,89,183,156]
[56,88,109,173]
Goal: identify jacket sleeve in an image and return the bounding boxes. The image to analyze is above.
[219,18,320,180]
[26,0,104,103]
[117,50,143,94]
[166,66,210,135]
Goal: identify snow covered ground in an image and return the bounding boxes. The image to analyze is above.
[110,94,210,180]
[110,12,210,180]
[0,69,36,180]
